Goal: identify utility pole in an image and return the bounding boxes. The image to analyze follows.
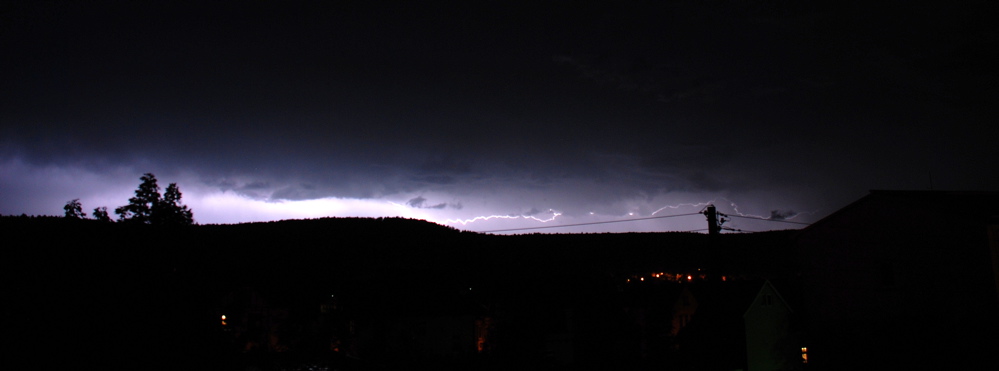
[702,204,724,281]
[705,205,721,236]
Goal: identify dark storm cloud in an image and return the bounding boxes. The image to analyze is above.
[418,157,473,175]
[410,175,458,186]
[406,197,427,208]
[769,210,798,221]
[405,196,441,209]
[269,184,326,202]
[2,1,997,229]
[523,208,543,217]
[205,179,272,199]
[406,196,459,210]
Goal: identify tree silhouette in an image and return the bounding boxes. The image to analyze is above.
[64,199,86,219]
[115,173,160,224]
[93,206,112,222]
[115,173,194,225]
[154,183,194,226]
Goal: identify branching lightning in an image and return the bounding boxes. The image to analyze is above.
[443,200,717,230]
[719,198,817,221]
[651,201,714,215]
[411,195,813,232]
[443,209,562,226]
[722,199,768,219]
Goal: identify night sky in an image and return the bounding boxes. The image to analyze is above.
[2,1,997,233]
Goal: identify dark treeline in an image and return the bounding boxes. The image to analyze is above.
[63,173,194,226]
[2,215,798,370]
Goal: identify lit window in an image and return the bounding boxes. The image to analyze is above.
[801,347,808,364]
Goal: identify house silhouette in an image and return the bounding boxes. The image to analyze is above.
[795,190,999,370]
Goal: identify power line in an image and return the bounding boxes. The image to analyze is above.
[725,214,812,225]
[479,212,703,233]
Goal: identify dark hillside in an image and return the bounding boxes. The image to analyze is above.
[3,216,797,370]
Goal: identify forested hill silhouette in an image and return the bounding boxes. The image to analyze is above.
[2,214,797,283]
[3,215,797,369]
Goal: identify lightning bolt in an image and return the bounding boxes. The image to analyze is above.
[651,200,715,215]
[443,200,714,229]
[720,199,768,219]
[443,209,562,226]
[414,196,814,232]
[444,200,713,230]
[719,198,817,221]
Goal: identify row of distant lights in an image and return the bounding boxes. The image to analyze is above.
[626,271,726,283]
[221,296,806,363]
[221,294,337,327]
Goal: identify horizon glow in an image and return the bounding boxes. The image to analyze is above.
[0,158,816,234]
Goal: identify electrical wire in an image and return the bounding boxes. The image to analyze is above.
[725,214,812,225]
[479,212,703,233]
